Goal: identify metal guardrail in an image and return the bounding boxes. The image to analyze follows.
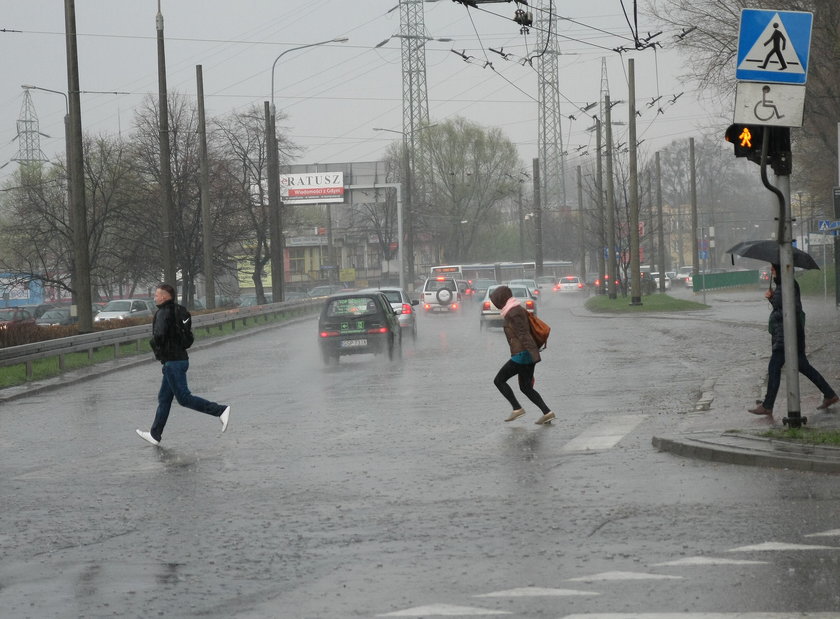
[692,270,760,291]
[0,298,323,381]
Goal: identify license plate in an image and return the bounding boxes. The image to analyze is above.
[340,339,367,348]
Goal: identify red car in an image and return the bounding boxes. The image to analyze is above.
[0,307,36,328]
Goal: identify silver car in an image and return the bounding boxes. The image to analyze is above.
[94,298,155,322]
[358,287,418,340]
[479,284,537,330]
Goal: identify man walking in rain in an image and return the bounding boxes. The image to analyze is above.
[749,266,838,416]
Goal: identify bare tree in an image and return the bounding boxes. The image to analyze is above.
[419,117,520,263]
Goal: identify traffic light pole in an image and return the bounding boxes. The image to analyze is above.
[758,127,804,428]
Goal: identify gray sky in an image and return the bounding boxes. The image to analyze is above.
[0,1,725,186]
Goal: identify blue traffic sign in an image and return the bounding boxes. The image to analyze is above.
[818,220,840,232]
[736,9,812,84]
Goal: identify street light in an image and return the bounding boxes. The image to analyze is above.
[267,37,348,302]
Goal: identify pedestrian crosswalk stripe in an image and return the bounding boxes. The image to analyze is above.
[804,529,840,537]
[728,541,840,552]
[377,604,510,617]
[653,556,768,566]
[475,587,599,597]
[561,614,840,618]
[566,570,683,582]
[560,414,646,453]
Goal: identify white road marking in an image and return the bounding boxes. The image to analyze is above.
[561,614,840,619]
[728,541,840,552]
[377,604,511,617]
[560,414,647,453]
[475,587,599,597]
[566,570,683,582]
[804,529,840,537]
[653,557,768,566]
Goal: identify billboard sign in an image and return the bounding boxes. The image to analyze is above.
[280,172,345,204]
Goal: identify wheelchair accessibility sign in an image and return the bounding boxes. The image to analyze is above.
[734,82,805,127]
[736,9,812,84]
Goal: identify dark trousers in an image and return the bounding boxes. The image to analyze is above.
[151,360,224,441]
[763,349,837,410]
[494,359,550,415]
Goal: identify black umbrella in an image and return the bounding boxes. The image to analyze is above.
[726,240,820,270]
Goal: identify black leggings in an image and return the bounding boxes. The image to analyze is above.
[494,359,550,414]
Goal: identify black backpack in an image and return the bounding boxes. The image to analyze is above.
[173,304,194,349]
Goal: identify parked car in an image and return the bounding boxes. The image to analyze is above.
[479,284,536,330]
[421,276,461,313]
[0,307,35,328]
[651,271,671,291]
[317,292,402,364]
[358,287,418,341]
[94,299,155,322]
[555,275,585,292]
[36,308,75,326]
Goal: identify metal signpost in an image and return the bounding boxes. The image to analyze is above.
[731,8,813,428]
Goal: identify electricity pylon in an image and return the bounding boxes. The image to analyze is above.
[400,0,431,282]
[13,89,48,164]
[536,0,564,213]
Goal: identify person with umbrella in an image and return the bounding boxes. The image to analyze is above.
[748,264,839,415]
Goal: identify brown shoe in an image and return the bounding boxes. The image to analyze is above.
[817,395,839,410]
[535,412,555,425]
[748,404,773,416]
[504,408,526,422]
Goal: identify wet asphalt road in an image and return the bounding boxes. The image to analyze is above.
[2,289,840,618]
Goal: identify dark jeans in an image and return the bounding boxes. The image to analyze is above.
[762,349,837,410]
[151,360,224,441]
[494,359,551,415]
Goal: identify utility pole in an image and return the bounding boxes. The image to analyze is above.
[596,118,605,295]
[690,137,699,280]
[156,1,176,288]
[517,180,525,261]
[64,0,93,332]
[265,102,283,302]
[578,166,585,281]
[604,94,618,299]
[628,59,641,305]
[656,152,666,293]
[533,158,543,277]
[196,65,214,310]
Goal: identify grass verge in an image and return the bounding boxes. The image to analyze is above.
[760,428,840,446]
[585,293,709,313]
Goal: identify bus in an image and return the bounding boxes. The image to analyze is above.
[429,261,574,283]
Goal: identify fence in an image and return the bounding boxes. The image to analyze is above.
[692,270,759,291]
[0,298,322,382]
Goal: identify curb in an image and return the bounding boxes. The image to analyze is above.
[652,431,840,474]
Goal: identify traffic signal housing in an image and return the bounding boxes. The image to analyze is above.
[724,124,791,175]
[725,124,765,164]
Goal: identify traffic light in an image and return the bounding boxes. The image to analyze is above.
[724,124,791,175]
[725,124,765,164]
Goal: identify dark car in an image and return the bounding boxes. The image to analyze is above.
[318,292,402,365]
[36,308,75,326]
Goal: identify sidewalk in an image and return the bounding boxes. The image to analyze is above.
[652,288,840,473]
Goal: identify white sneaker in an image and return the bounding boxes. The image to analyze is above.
[136,429,160,446]
[219,406,231,432]
[504,408,526,422]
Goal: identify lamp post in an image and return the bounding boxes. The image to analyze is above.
[268,37,348,302]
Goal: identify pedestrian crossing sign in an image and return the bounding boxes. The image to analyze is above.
[736,9,812,84]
